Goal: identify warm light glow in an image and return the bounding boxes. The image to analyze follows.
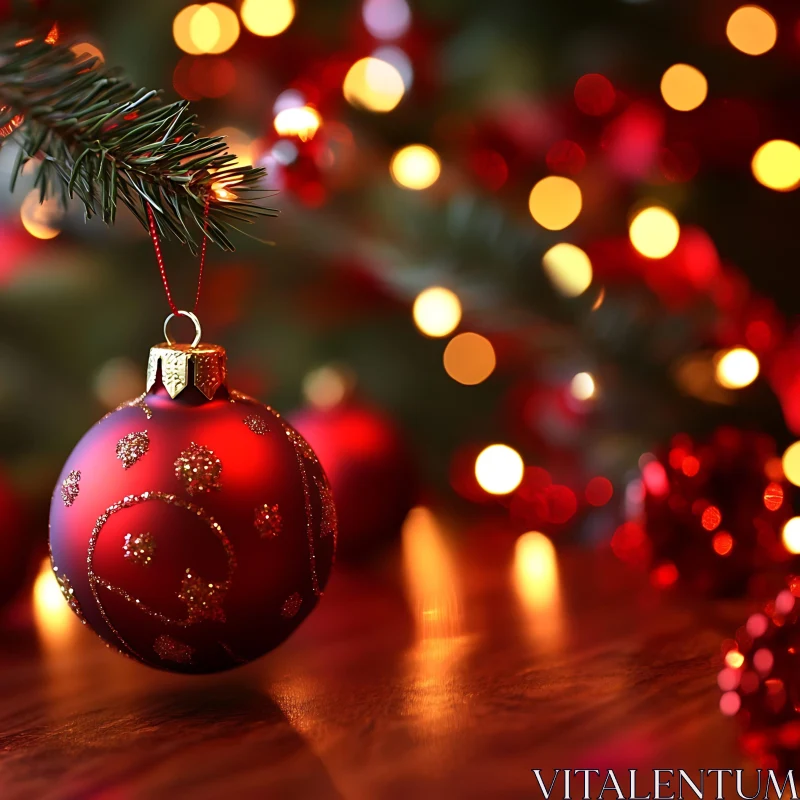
[725,649,745,669]
[240,0,295,37]
[570,372,595,401]
[764,482,784,511]
[93,357,143,409]
[302,365,352,410]
[70,42,104,64]
[783,442,800,487]
[363,0,411,39]
[474,444,524,495]
[783,517,800,554]
[343,57,405,113]
[33,559,76,649]
[443,332,496,385]
[714,347,760,389]
[541,243,593,297]
[207,3,241,53]
[390,145,441,190]
[528,176,582,231]
[412,287,462,337]
[210,126,254,167]
[660,64,707,111]
[274,106,321,142]
[173,3,240,54]
[712,531,734,556]
[726,5,777,56]
[702,505,722,531]
[189,5,221,52]
[20,190,62,239]
[751,140,800,192]
[173,5,203,54]
[629,206,680,259]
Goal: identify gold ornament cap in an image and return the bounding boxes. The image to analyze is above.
[146,311,227,400]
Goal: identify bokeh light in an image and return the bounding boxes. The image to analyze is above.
[714,347,760,389]
[189,5,221,52]
[33,558,75,648]
[751,140,800,191]
[782,441,800,487]
[173,3,240,54]
[302,365,352,409]
[528,176,582,231]
[20,190,63,239]
[475,444,524,495]
[363,0,411,39]
[570,372,595,401]
[390,145,441,190]
[574,74,615,116]
[726,5,777,56]
[373,46,413,89]
[343,57,405,113]
[585,476,613,506]
[443,333,496,385]
[660,64,707,111]
[783,517,800,554]
[412,287,462,337]
[173,5,203,54]
[240,0,295,37]
[70,42,104,64]
[764,482,784,511]
[701,505,722,531]
[205,3,240,53]
[541,243,593,297]
[274,106,321,141]
[629,206,680,259]
[712,531,734,556]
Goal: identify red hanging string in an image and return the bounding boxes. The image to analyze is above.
[146,195,211,316]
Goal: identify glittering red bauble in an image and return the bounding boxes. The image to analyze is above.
[49,342,336,674]
[719,586,800,775]
[290,402,416,560]
[640,427,794,597]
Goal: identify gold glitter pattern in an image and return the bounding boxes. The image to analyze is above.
[116,431,150,469]
[314,475,337,543]
[123,531,155,566]
[281,592,303,619]
[284,426,319,464]
[229,389,259,404]
[255,503,282,538]
[61,470,81,507]
[53,568,84,621]
[244,414,268,435]
[174,442,222,496]
[178,568,227,623]
[153,634,194,664]
[86,492,236,656]
[114,393,153,420]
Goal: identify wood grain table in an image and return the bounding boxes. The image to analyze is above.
[0,511,747,799]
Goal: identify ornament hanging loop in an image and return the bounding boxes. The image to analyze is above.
[164,310,202,348]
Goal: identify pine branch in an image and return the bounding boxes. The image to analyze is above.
[0,27,277,252]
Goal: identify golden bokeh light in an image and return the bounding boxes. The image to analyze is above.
[570,371,596,401]
[660,64,708,112]
[714,347,760,389]
[274,106,321,141]
[173,3,240,54]
[541,243,593,297]
[210,126,254,167]
[752,140,800,192]
[475,444,524,495]
[513,532,559,610]
[443,332,496,385]
[173,5,203,54]
[343,57,405,113]
[302,365,352,410]
[390,145,441,190]
[528,176,582,231]
[726,5,777,56]
[70,42,104,64]
[33,559,76,649]
[189,5,221,52]
[241,0,296,37]
[205,3,240,54]
[629,206,680,259]
[782,441,800,487]
[783,517,800,554]
[412,287,462,338]
[20,190,63,240]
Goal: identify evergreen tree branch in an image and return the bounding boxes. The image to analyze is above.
[0,27,276,251]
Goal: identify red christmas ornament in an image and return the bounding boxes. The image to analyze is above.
[49,337,336,673]
[640,427,794,598]
[290,402,416,560]
[720,586,800,775]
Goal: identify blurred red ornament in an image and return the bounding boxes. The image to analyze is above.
[0,469,31,608]
[638,427,794,598]
[291,401,416,560]
[720,587,800,776]
[49,342,335,673]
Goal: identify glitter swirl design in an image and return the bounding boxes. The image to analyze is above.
[243,414,268,435]
[114,393,153,420]
[314,475,337,544]
[284,426,319,464]
[123,531,155,566]
[61,470,81,507]
[153,634,194,664]
[53,567,84,621]
[254,503,282,538]
[281,592,303,619]
[177,568,227,623]
[174,442,222,496]
[116,431,150,469]
[86,492,236,658]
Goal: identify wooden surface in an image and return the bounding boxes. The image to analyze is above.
[0,512,746,799]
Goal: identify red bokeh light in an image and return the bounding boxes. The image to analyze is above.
[650,561,679,588]
[470,149,508,191]
[764,482,784,511]
[611,521,650,567]
[545,140,586,176]
[701,505,722,531]
[642,460,669,497]
[585,476,613,507]
[712,531,734,556]
[574,74,615,116]
[682,455,700,477]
